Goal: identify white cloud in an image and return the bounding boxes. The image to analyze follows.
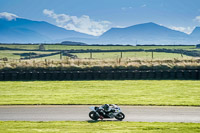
[43,9,111,36]
[115,25,126,28]
[170,26,194,34]
[194,16,200,23]
[0,12,18,21]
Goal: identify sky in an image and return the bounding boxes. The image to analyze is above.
[0,0,200,36]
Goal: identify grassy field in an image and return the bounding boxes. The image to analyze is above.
[0,50,194,60]
[0,44,195,50]
[73,51,191,59]
[0,45,197,60]
[43,45,195,51]
[0,121,199,133]
[0,81,200,106]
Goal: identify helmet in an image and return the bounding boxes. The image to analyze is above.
[103,104,109,111]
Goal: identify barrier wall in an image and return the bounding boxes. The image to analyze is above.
[0,70,199,81]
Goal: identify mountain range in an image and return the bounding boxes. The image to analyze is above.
[0,18,93,43]
[0,17,200,45]
[99,22,192,45]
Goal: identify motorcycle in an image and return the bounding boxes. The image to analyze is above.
[89,106,125,121]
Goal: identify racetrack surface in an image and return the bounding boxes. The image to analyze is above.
[0,105,200,123]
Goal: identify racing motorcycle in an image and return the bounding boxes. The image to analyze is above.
[89,106,125,121]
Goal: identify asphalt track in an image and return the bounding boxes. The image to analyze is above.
[0,105,200,123]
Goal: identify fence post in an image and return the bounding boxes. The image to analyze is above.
[60,51,62,59]
[90,52,92,59]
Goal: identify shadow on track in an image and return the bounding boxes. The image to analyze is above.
[87,120,121,123]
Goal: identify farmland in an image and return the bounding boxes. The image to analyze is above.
[0,51,192,60]
[0,44,198,60]
[0,44,195,51]
[0,44,200,70]
[73,51,191,59]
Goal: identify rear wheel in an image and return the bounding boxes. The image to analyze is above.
[115,112,125,121]
[89,111,99,120]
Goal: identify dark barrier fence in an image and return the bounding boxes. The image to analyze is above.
[0,70,200,81]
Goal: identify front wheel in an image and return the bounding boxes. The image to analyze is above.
[89,111,99,121]
[115,112,125,121]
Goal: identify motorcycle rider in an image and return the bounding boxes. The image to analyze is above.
[98,104,117,117]
[89,104,125,121]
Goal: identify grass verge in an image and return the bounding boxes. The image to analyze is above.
[0,121,199,133]
[1,58,200,71]
[0,80,200,106]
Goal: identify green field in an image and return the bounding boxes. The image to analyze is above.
[0,45,198,60]
[0,121,199,133]
[0,80,199,106]
[26,51,191,60]
[0,44,195,50]
[0,50,194,60]
[73,51,191,59]
[43,45,195,51]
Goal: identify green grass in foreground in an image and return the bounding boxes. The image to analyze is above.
[0,81,200,106]
[0,121,199,133]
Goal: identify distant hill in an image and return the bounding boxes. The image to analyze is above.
[61,41,88,45]
[99,22,192,45]
[0,18,93,43]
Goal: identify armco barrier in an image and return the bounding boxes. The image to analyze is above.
[0,70,199,81]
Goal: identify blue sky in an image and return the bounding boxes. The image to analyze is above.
[0,0,200,36]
